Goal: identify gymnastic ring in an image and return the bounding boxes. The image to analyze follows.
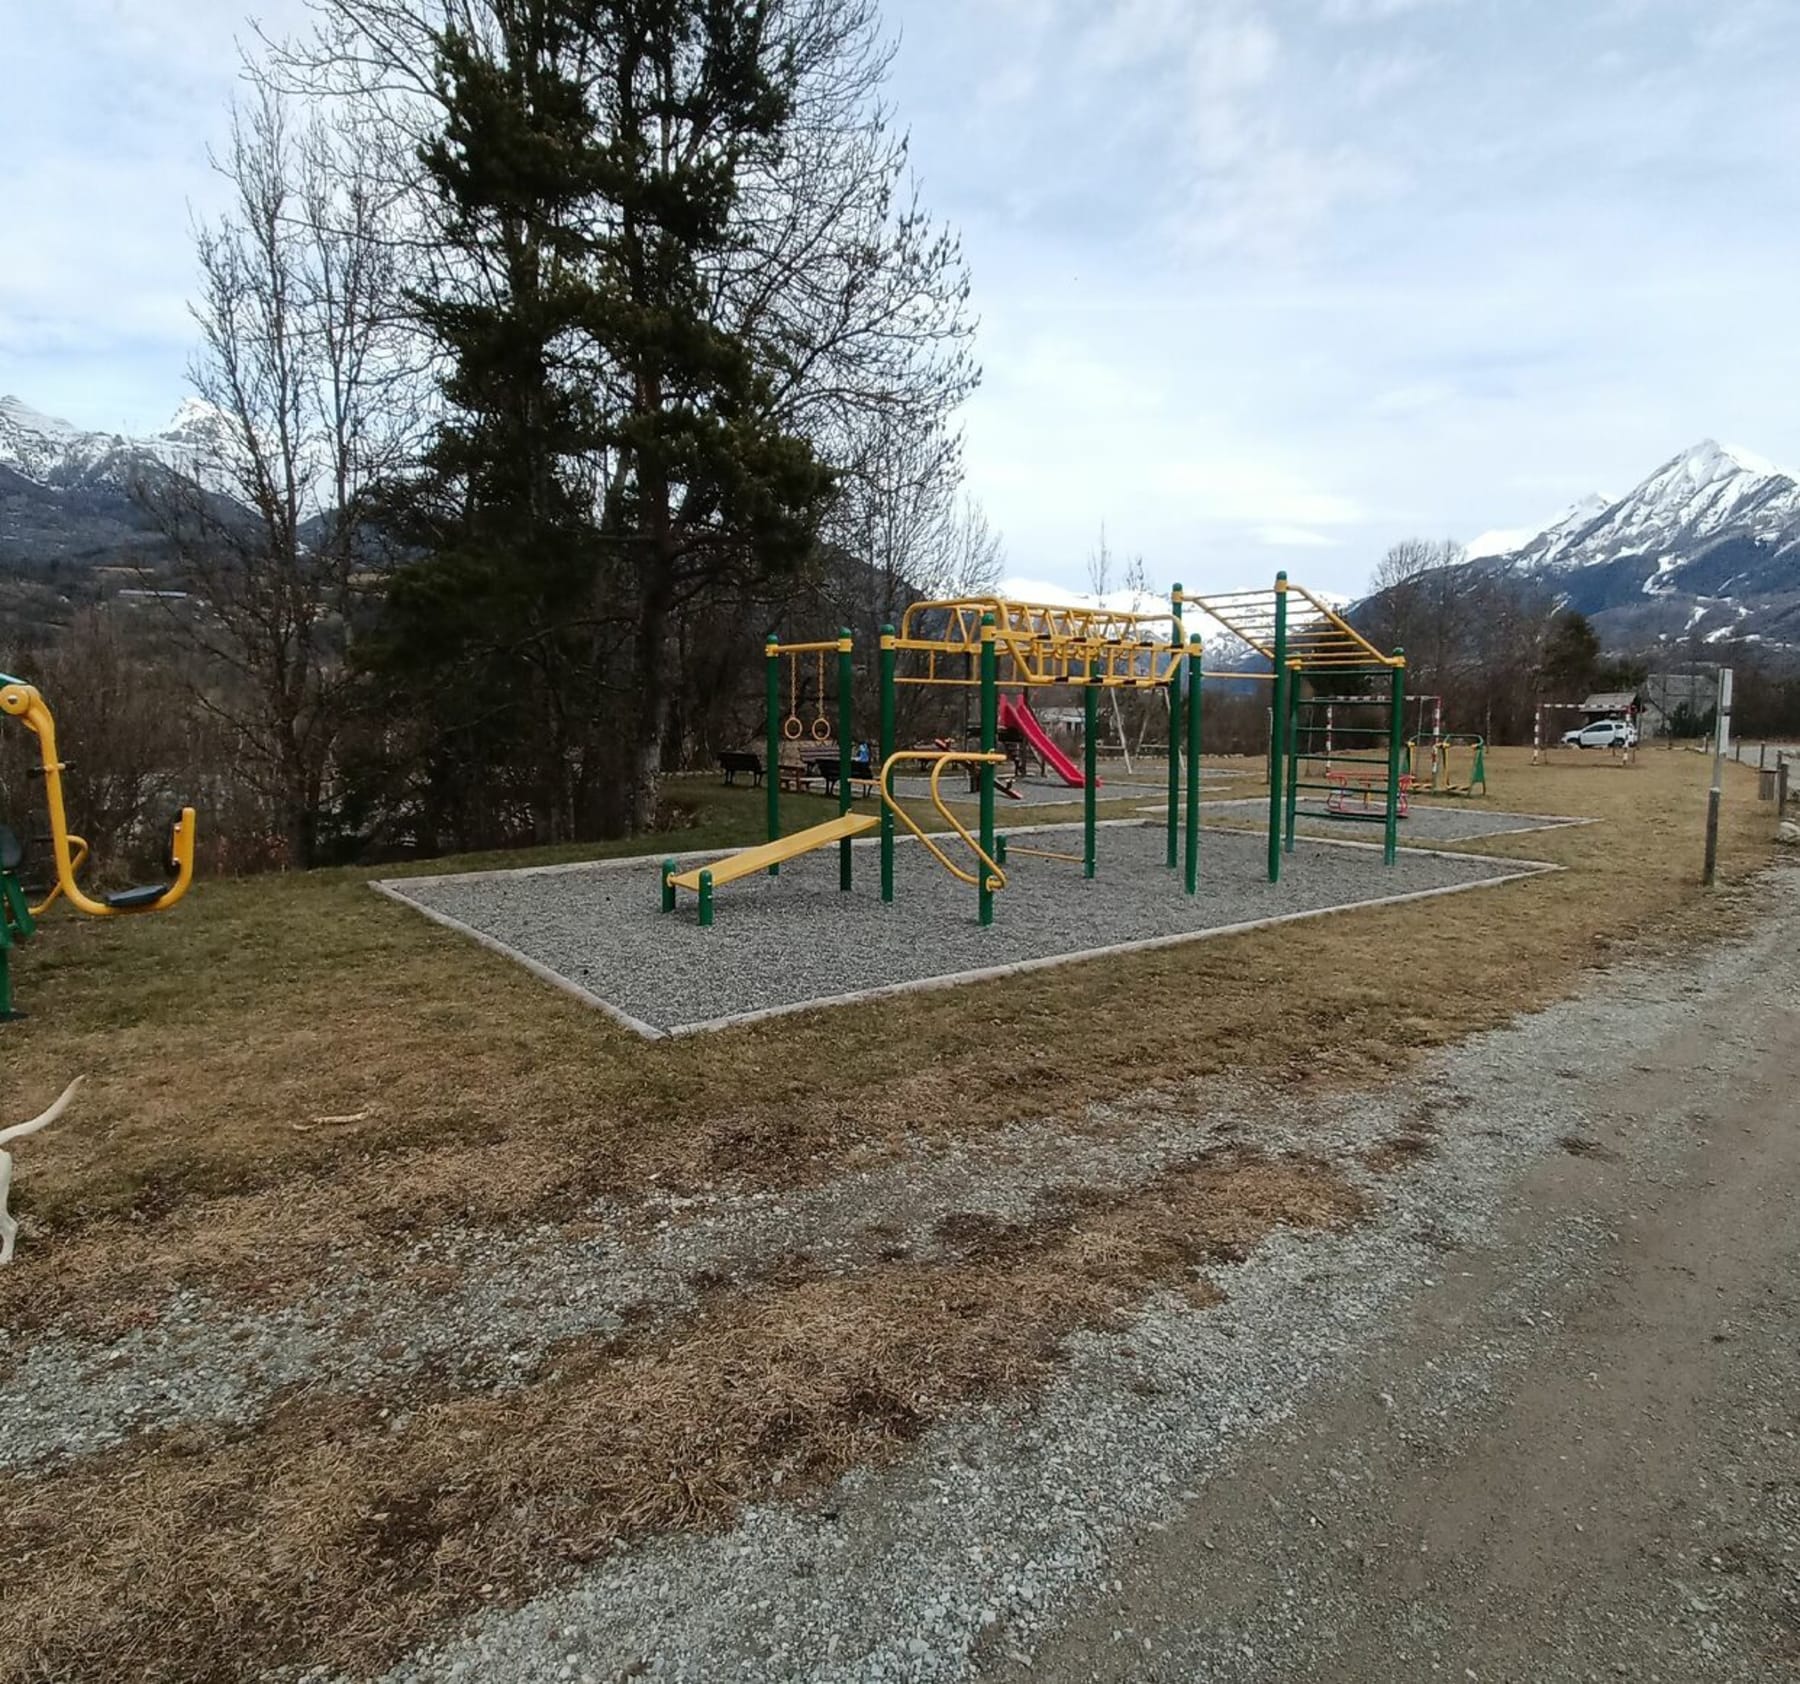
[811,717,833,742]
[783,717,805,740]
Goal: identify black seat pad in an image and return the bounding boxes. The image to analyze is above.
[105,883,171,910]
[0,826,19,873]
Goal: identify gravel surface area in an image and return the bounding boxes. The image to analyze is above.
[907,776,1173,809]
[350,865,1800,1684]
[0,1095,1238,1470]
[383,824,1543,1034]
[1194,798,1586,844]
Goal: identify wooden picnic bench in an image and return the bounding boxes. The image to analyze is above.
[718,751,764,787]
[808,755,878,799]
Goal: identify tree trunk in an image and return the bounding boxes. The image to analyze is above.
[631,567,675,833]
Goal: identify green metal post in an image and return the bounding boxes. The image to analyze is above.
[0,873,32,1022]
[698,869,715,928]
[660,858,677,913]
[1283,664,1301,855]
[1267,574,1289,883]
[1084,655,1100,879]
[1385,653,1406,866]
[1167,584,1184,868]
[1184,633,1202,895]
[764,636,781,873]
[837,629,854,892]
[879,627,897,903]
[996,833,1009,867]
[979,613,997,926]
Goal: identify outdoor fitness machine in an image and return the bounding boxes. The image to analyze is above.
[1409,732,1488,796]
[0,672,199,1019]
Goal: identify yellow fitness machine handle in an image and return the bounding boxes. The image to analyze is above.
[877,750,1009,893]
[0,678,196,917]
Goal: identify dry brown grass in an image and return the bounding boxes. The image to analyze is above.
[0,750,1776,1679]
[0,1151,1358,1683]
[0,748,1772,1334]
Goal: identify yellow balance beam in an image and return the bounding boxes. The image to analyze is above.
[667,812,879,893]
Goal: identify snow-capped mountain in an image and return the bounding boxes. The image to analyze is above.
[0,395,247,599]
[0,395,232,492]
[1467,441,1800,649]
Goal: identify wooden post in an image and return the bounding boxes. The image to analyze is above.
[1703,667,1733,887]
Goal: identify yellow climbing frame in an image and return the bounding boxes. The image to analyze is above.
[1178,583,1403,674]
[893,597,1183,689]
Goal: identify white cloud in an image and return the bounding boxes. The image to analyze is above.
[1254,525,1340,547]
[1148,458,1364,529]
[1340,45,1437,106]
[1368,381,1455,417]
[0,0,315,428]
[1321,0,1463,22]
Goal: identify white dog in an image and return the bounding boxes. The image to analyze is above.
[0,1078,82,1265]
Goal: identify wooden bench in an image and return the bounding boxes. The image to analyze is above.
[811,757,879,799]
[718,751,764,788]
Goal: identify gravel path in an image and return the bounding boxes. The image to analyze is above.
[382,824,1543,1034]
[353,866,1800,1684]
[1194,798,1587,844]
[0,1094,1255,1470]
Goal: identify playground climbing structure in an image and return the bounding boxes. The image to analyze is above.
[660,572,1409,924]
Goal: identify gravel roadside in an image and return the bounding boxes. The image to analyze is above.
[340,871,1795,1684]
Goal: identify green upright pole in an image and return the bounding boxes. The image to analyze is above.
[879,626,897,903]
[1283,665,1301,855]
[1184,632,1202,895]
[1267,574,1289,883]
[837,629,854,891]
[1385,653,1406,866]
[1084,655,1100,879]
[1167,583,1184,868]
[764,636,781,874]
[980,613,998,927]
[0,873,29,1022]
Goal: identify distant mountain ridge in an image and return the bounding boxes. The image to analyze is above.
[0,396,241,587]
[0,395,231,492]
[1463,440,1800,651]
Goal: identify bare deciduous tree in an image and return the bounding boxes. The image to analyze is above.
[142,89,421,867]
[1086,524,1115,602]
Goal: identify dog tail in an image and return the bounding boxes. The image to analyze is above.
[0,1077,84,1148]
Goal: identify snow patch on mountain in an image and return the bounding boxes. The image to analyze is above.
[1464,525,1539,561]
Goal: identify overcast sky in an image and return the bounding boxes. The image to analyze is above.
[5,0,1799,596]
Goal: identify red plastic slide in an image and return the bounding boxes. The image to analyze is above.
[999,695,1094,788]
